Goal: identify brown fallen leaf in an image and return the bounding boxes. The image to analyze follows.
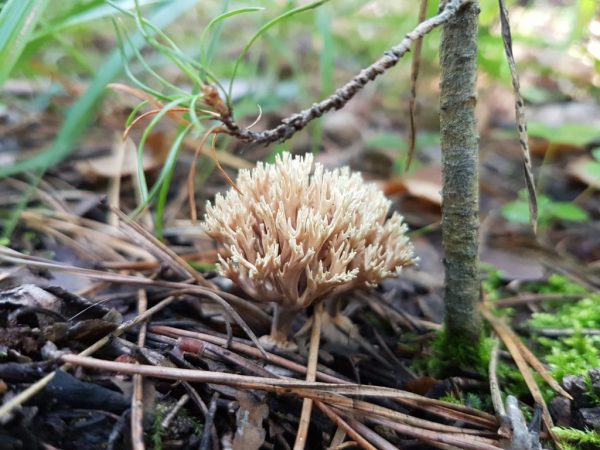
[381,164,442,206]
[75,134,167,179]
[567,157,600,189]
[232,391,269,450]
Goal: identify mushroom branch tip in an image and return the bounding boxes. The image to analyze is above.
[202,152,415,313]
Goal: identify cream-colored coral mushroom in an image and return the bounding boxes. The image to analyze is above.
[202,152,414,347]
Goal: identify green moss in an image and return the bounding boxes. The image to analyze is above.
[511,275,600,404]
[152,401,204,450]
[440,392,485,410]
[527,283,600,380]
[481,264,503,301]
[152,403,169,450]
[553,427,600,450]
[429,329,491,377]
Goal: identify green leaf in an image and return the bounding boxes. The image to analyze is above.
[0,0,198,178]
[0,0,49,89]
[547,202,589,222]
[583,160,600,180]
[501,201,531,224]
[591,147,600,162]
[200,6,264,67]
[528,122,600,147]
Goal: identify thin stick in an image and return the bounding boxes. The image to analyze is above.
[294,302,324,450]
[161,394,189,429]
[479,304,558,445]
[345,417,399,450]
[367,416,502,450]
[494,293,586,307]
[131,289,148,450]
[488,335,514,441]
[153,325,496,427]
[199,393,219,450]
[316,402,378,450]
[488,336,506,419]
[156,326,345,383]
[498,0,538,232]
[59,354,494,435]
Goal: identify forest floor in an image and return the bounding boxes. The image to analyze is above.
[1,3,600,449]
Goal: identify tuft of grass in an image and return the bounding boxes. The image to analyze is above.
[0,0,49,89]
[0,0,197,178]
[105,0,328,231]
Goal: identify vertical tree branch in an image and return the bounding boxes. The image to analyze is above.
[438,0,482,367]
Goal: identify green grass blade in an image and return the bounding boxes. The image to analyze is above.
[200,6,264,66]
[126,100,150,127]
[227,0,328,101]
[0,0,49,89]
[133,123,193,218]
[0,0,197,178]
[135,97,187,200]
[28,0,162,43]
[113,18,187,98]
[114,1,210,89]
[154,124,192,238]
[312,4,333,153]
[0,171,44,243]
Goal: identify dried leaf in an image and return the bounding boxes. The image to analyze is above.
[75,135,166,178]
[382,165,442,206]
[406,0,429,170]
[567,157,600,189]
[233,392,269,450]
[498,0,538,233]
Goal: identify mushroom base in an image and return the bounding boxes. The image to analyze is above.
[259,303,298,351]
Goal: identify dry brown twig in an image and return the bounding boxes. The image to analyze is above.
[155,325,497,429]
[479,303,564,446]
[293,302,324,450]
[59,354,501,449]
[131,289,149,450]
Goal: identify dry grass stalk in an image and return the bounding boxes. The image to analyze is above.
[131,289,148,450]
[293,302,323,450]
[153,325,496,428]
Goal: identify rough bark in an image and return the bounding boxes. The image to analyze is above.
[438,0,482,367]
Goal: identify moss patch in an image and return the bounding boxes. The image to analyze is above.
[429,329,490,377]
